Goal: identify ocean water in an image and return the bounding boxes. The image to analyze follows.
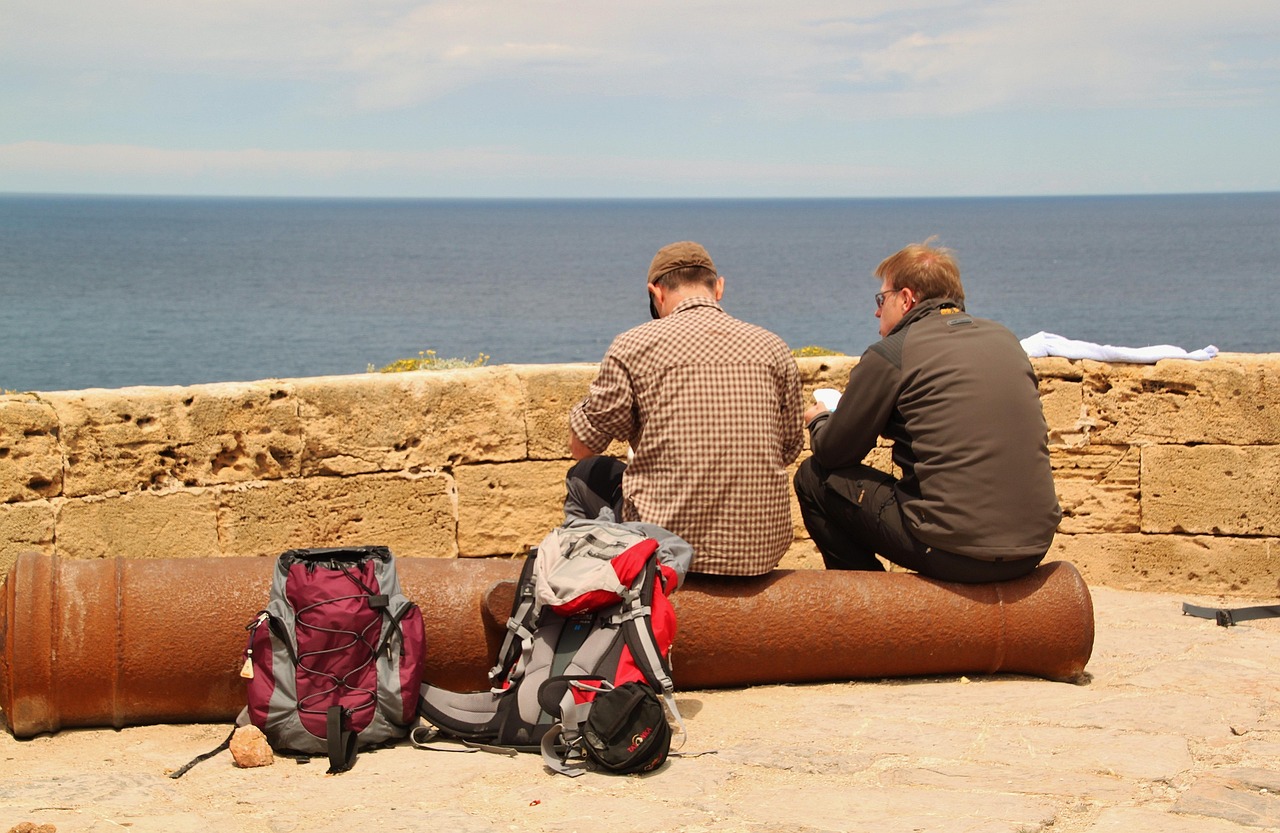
[1,192,1277,393]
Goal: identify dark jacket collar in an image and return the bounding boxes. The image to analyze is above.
[887,297,963,337]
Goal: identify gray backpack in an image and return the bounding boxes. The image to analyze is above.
[417,518,690,775]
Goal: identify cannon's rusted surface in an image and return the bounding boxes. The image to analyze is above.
[2,553,1092,738]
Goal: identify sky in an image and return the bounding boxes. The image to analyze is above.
[1,1,1276,199]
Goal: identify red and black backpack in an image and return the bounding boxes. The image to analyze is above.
[417,518,689,776]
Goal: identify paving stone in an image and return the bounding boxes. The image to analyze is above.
[5,584,1280,833]
[1173,769,1280,828]
[1090,805,1256,832]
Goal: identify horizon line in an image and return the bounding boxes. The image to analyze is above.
[3,189,1278,203]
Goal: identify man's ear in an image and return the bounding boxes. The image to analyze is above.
[648,283,662,319]
[713,276,725,302]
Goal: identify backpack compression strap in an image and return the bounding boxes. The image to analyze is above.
[326,706,359,774]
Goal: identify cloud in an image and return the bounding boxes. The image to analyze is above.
[4,1,1275,120]
[842,1,1280,115]
[1,2,1275,197]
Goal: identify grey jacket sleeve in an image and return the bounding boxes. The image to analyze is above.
[808,348,900,470]
[633,522,694,589]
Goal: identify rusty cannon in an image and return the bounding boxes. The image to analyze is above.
[1,552,1094,738]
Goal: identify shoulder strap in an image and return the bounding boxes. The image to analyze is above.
[489,550,541,689]
[616,555,686,748]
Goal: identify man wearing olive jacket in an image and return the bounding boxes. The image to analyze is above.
[794,240,1061,583]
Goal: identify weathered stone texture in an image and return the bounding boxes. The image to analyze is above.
[57,490,221,560]
[455,461,568,557]
[515,364,596,460]
[217,474,456,558]
[1142,445,1280,536]
[295,368,526,475]
[45,382,302,497]
[1085,355,1280,445]
[778,538,823,570]
[1050,533,1279,596]
[1038,377,1085,444]
[1051,445,1141,534]
[229,725,274,769]
[1030,356,1084,383]
[1172,768,1280,828]
[0,395,62,502]
[796,355,858,393]
[0,501,55,574]
[4,356,1280,596]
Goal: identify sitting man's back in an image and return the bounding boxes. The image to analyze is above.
[795,239,1061,583]
[568,241,805,576]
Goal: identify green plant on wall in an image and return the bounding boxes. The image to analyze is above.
[368,349,491,373]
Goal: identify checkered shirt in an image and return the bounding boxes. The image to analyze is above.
[569,297,804,575]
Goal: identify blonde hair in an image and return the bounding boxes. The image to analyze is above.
[876,237,965,305]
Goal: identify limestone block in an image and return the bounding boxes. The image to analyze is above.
[217,473,456,558]
[795,356,858,402]
[57,490,221,560]
[1038,379,1089,446]
[45,382,302,497]
[1051,445,1140,534]
[0,395,62,502]
[1084,355,1280,445]
[455,461,568,557]
[1142,445,1280,536]
[295,368,526,476]
[515,364,597,460]
[1049,532,1278,596]
[1029,357,1084,383]
[0,501,55,575]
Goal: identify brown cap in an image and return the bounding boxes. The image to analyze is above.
[647,241,716,285]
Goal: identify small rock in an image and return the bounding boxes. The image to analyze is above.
[8,824,57,833]
[230,724,275,768]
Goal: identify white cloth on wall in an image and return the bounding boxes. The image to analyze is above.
[1020,331,1218,363]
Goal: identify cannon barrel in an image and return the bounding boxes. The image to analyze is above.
[1,552,1093,738]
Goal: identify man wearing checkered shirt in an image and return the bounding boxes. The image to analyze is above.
[566,241,805,576]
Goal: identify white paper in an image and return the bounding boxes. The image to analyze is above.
[813,388,842,411]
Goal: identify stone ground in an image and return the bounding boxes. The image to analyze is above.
[3,584,1280,833]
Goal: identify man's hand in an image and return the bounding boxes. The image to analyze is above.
[803,403,829,425]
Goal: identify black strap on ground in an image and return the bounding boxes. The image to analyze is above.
[169,726,236,779]
[326,705,359,774]
[1182,602,1280,627]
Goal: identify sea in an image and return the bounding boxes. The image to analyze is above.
[2,192,1277,393]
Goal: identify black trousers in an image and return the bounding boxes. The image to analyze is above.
[563,456,627,522]
[792,457,1043,584]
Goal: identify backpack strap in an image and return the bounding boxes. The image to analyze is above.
[326,705,358,774]
[489,551,541,690]
[169,725,237,779]
[616,556,687,748]
[536,675,612,777]
[1183,601,1280,627]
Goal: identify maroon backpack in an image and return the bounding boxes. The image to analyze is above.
[242,546,426,772]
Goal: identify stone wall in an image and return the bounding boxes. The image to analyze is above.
[3,355,1277,596]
